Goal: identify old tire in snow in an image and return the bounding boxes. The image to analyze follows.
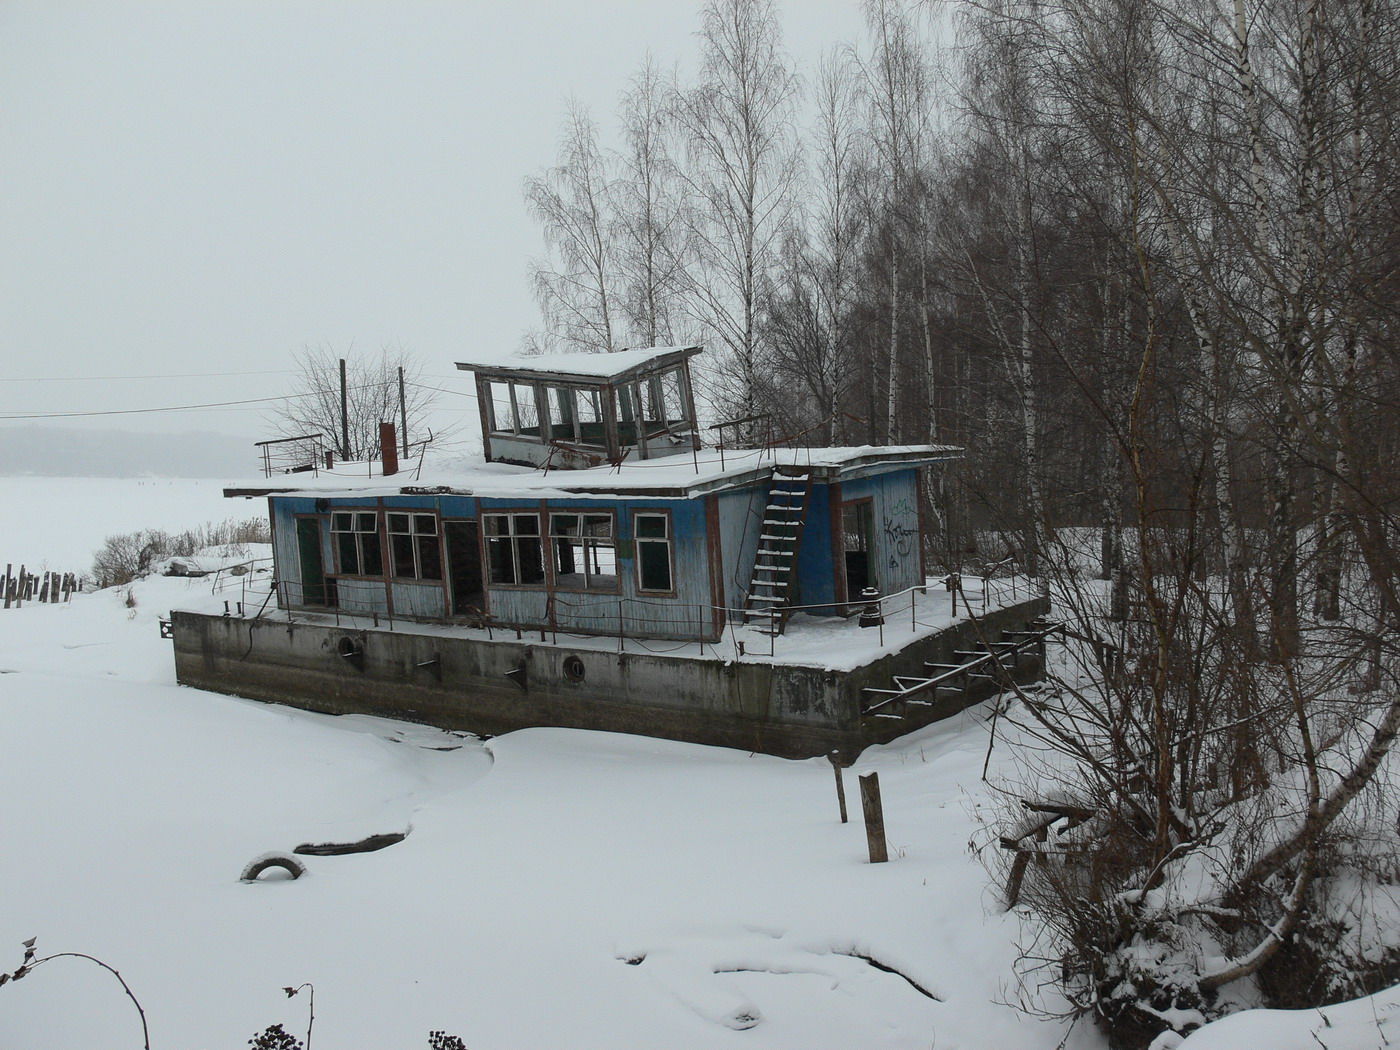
[240,852,307,882]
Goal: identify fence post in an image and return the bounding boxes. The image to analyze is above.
[829,751,848,823]
[859,772,888,863]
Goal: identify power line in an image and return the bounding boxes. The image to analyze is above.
[1,369,294,382]
[0,393,304,420]
[0,380,399,421]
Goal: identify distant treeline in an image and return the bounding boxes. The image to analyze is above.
[1,426,254,478]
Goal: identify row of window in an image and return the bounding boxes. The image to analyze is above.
[327,509,673,593]
[332,511,443,580]
[484,511,673,593]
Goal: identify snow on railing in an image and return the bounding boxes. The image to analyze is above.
[235,573,1041,665]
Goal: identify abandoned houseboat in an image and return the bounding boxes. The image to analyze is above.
[171,345,1051,757]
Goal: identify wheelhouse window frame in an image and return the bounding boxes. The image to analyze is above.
[633,510,675,595]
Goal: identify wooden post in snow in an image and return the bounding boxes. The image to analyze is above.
[339,357,350,460]
[829,750,848,823]
[859,772,888,863]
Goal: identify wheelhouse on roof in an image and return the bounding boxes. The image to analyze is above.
[460,345,702,470]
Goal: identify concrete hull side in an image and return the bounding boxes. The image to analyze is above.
[171,596,1049,758]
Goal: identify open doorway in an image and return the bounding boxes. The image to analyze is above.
[444,520,484,615]
[295,517,330,606]
[841,500,874,606]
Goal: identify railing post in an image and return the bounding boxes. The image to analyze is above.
[829,751,848,823]
[859,772,888,863]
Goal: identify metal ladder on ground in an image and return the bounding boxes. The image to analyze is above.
[860,618,1061,721]
[741,466,812,635]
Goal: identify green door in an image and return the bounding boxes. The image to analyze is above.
[296,517,328,606]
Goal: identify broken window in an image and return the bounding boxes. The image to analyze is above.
[387,512,442,581]
[575,388,603,444]
[546,386,577,442]
[660,368,688,427]
[483,513,544,586]
[331,511,383,577]
[486,382,513,433]
[550,512,617,591]
[512,383,539,434]
[487,381,541,436]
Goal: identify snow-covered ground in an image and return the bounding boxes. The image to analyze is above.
[0,478,1391,1049]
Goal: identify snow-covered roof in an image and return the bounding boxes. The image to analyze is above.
[223,444,963,501]
[456,345,701,384]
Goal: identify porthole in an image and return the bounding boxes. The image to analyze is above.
[563,655,586,682]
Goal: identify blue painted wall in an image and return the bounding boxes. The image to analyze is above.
[266,464,926,637]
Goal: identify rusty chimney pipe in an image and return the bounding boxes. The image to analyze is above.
[380,422,399,476]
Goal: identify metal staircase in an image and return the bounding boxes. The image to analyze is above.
[741,467,812,634]
[860,619,1061,720]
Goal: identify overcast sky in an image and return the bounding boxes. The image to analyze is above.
[0,0,866,450]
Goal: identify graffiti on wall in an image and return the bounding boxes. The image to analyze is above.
[883,497,918,571]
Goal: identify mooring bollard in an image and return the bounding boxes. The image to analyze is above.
[859,771,888,863]
[858,586,884,628]
[829,750,848,823]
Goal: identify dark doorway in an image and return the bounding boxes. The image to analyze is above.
[841,501,874,603]
[445,520,484,615]
[296,517,329,606]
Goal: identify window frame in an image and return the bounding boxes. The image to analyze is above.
[330,510,384,578]
[549,510,619,593]
[633,510,676,596]
[482,511,546,588]
[386,511,443,582]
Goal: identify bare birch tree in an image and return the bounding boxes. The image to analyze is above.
[612,56,687,349]
[524,102,619,353]
[672,0,801,430]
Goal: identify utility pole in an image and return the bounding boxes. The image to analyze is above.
[339,358,350,460]
[398,365,408,455]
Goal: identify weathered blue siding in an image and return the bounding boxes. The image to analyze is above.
[794,482,837,610]
[837,468,923,596]
[715,486,765,610]
[479,495,715,641]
